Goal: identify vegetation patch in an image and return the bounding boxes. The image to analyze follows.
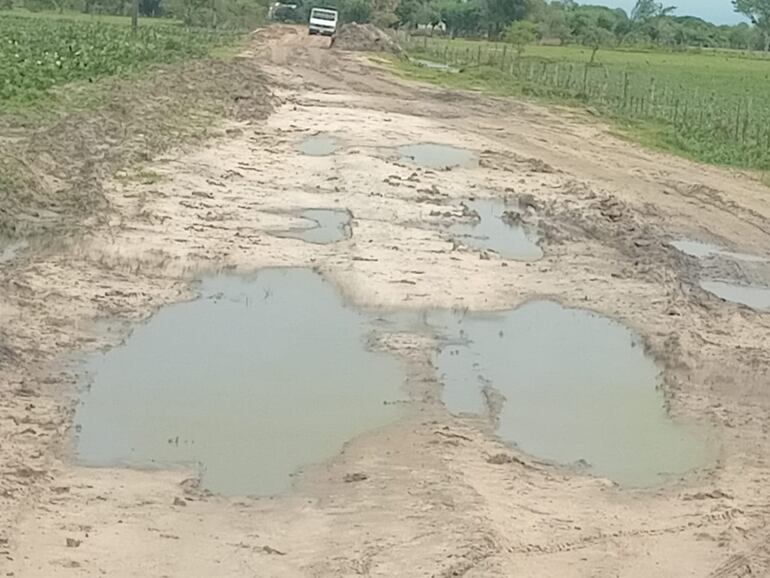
[0,14,235,102]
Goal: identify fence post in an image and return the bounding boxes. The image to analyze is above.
[622,72,629,110]
[582,64,589,96]
[649,77,656,116]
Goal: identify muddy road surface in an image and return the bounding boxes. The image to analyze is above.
[2,26,770,577]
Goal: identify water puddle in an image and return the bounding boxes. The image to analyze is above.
[431,302,711,487]
[412,58,458,72]
[75,269,406,496]
[671,239,766,263]
[700,280,770,310]
[399,143,476,169]
[273,209,352,244]
[449,199,542,260]
[298,134,338,156]
[0,239,28,264]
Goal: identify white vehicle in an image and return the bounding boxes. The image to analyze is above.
[308,7,338,36]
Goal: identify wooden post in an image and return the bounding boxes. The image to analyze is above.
[132,0,138,31]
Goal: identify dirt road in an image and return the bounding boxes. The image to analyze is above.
[2,26,770,577]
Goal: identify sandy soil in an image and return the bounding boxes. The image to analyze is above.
[2,25,770,577]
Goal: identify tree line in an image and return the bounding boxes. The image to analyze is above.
[4,0,770,53]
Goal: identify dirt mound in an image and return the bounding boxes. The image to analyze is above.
[334,23,401,53]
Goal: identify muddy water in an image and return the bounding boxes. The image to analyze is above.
[75,269,406,496]
[672,239,766,263]
[298,134,337,156]
[399,143,476,169]
[431,302,711,487]
[273,209,351,244]
[701,281,770,310]
[449,199,542,260]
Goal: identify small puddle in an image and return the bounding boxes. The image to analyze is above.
[75,269,406,496]
[701,280,770,310]
[399,143,476,169]
[431,302,711,486]
[0,240,28,264]
[273,209,352,244]
[672,239,766,263]
[298,134,338,156]
[412,58,458,72]
[449,199,542,260]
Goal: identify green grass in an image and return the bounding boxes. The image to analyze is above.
[0,11,237,103]
[399,37,770,172]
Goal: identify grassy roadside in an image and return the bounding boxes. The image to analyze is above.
[389,38,770,175]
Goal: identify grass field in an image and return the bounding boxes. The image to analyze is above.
[400,37,770,172]
[0,11,235,103]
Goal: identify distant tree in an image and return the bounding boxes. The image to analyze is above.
[438,0,483,37]
[395,0,420,26]
[341,0,372,22]
[504,19,538,55]
[483,0,529,38]
[734,0,770,51]
[579,24,615,63]
[631,0,675,22]
[139,0,162,16]
[729,21,757,48]
[538,3,571,42]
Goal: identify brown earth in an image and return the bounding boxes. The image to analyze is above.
[2,25,770,577]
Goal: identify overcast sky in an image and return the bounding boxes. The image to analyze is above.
[578,1,747,25]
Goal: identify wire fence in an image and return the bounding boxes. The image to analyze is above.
[403,36,770,170]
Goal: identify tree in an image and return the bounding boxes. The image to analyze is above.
[438,0,483,37]
[483,0,528,38]
[341,0,372,23]
[579,24,615,63]
[505,20,538,55]
[631,0,675,22]
[734,0,770,51]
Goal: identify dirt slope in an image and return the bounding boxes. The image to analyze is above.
[2,25,770,577]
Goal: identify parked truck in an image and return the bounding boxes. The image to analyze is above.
[308,7,338,36]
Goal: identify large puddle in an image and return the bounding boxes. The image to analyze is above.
[701,281,770,311]
[449,199,542,260]
[76,272,712,493]
[399,143,477,169]
[298,134,338,156]
[273,209,352,244]
[430,302,711,487]
[75,269,406,496]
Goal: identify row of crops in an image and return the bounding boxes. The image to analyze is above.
[406,37,770,170]
[0,15,235,102]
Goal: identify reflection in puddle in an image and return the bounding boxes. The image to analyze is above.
[75,269,406,496]
[399,143,476,169]
[298,134,338,156]
[701,280,770,310]
[274,209,352,244]
[672,239,766,263]
[431,302,711,487]
[449,199,542,260]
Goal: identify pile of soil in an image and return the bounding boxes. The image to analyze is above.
[334,23,401,53]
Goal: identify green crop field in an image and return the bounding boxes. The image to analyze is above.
[0,13,235,102]
[400,36,770,171]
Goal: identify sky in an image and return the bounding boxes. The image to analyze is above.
[578,1,747,25]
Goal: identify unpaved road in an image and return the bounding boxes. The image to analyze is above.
[2,26,770,577]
